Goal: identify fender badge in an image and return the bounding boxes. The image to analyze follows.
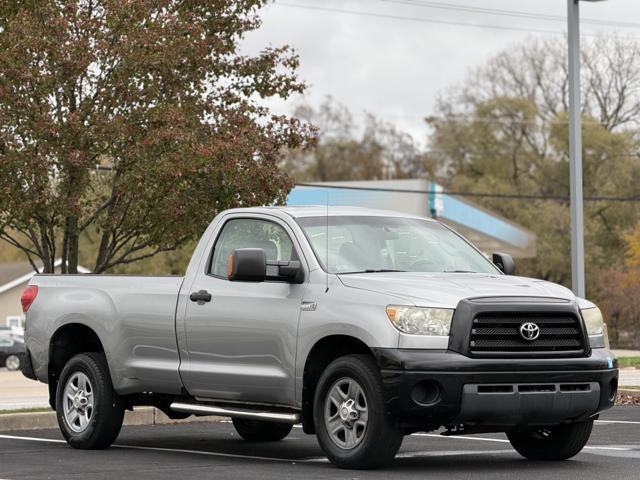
[301,301,317,312]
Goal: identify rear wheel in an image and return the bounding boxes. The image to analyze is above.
[232,418,292,441]
[5,354,20,371]
[507,420,594,460]
[313,354,403,469]
[56,352,125,449]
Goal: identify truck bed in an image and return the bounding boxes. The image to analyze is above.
[26,274,186,395]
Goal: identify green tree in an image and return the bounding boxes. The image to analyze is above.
[284,97,430,182]
[427,36,640,289]
[593,223,640,348]
[0,0,314,273]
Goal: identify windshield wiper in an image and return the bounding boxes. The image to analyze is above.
[443,270,477,273]
[340,269,407,274]
[365,269,406,273]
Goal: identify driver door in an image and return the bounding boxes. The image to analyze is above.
[180,215,306,406]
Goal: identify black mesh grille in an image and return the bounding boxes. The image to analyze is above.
[469,312,586,356]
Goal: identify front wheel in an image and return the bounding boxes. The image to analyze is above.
[5,354,20,371]
[55,352,125,449]
[232,418,292,441]
[313,354,403,469]
[507,420,594,460]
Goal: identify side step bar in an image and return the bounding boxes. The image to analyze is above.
[170,402,300,424]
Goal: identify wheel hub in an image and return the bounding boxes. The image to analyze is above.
[63,372,94,433]
[72,391,89,410]
[325,377,369,449]
[339,399,360,425]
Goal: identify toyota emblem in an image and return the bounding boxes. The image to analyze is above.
[519,322,540,341]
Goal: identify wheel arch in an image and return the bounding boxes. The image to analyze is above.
[301,335,374,434]
[48,323,107,409]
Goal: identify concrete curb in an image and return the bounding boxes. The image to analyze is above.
[0,407,226,432]
[619,388,640,395]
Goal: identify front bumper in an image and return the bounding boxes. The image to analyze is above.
[372,348,618,431]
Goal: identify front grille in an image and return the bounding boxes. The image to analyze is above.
[469,312,586,356]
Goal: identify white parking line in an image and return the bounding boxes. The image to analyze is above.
[114,444,325,463]
[595,420,640,425]
[0,433,519,463]
[0,426,635,465]
[413,433,633,451]
[0,434,66,444]
[397,449,514,458]
[0,433,517,463]
[303,449,516,462]
[414,433,508,443]
[0,434,323,463]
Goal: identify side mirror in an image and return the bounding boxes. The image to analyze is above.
[227,249,305,284]
[492,252,515,275]
[276,260,305,284]
[228,249,267,282]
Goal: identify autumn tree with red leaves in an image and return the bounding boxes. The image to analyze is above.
[0,1,314,273]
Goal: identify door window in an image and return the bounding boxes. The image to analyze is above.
[210,218,296,278]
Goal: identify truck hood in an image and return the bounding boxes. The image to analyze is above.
[338,272,581,309]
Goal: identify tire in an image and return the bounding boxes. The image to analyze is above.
[313,354,403,469]
[5,354,20,371]
[507,420,594,460]
[55,352,125,449]
[232,418,293,441]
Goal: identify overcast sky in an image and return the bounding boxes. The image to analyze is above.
[242,0,640,143]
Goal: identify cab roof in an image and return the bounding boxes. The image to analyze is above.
[225,205,435,221]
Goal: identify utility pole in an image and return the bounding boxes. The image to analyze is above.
[567,0,585,298]
[568,0,607,297]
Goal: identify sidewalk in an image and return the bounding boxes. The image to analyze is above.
[0,369,49,410]
[620,369,640,388]
[612,349,640,357]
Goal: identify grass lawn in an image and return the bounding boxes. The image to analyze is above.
[0,407,51,415]
[617,357,640,369]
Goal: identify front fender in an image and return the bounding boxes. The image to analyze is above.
[294,273,402,405]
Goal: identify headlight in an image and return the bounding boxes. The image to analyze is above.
[386,306,454,336]
[581,307,604,336]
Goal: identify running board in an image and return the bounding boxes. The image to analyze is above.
[169,402,300,424]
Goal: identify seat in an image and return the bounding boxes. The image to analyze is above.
[250,240,279,261]
[338,242,369,270]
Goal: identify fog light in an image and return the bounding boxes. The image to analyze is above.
[411,381,441,406]
[608,377,618,402]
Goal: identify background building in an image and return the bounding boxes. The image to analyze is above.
[288,179,536,259]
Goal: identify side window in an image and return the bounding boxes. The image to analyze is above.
[210,218,297,278]
[0,337,13,347]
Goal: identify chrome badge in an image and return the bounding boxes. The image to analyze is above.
[519,322,540,341]
[300,301,317,312]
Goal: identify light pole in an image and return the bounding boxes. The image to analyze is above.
[567,0,606,299]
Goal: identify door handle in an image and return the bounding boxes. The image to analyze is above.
[190,290,212,303]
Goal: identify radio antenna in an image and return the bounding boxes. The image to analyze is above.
[325,188,329,293]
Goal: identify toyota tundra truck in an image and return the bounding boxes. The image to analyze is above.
[20,206,618,469]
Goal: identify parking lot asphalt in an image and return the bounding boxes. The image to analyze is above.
[1,407,639,480]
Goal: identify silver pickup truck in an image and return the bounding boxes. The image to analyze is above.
[21,206,618,469]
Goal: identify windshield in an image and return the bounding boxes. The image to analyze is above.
[296,216,500,275]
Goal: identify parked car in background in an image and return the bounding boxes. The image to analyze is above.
[0,331,25,371]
